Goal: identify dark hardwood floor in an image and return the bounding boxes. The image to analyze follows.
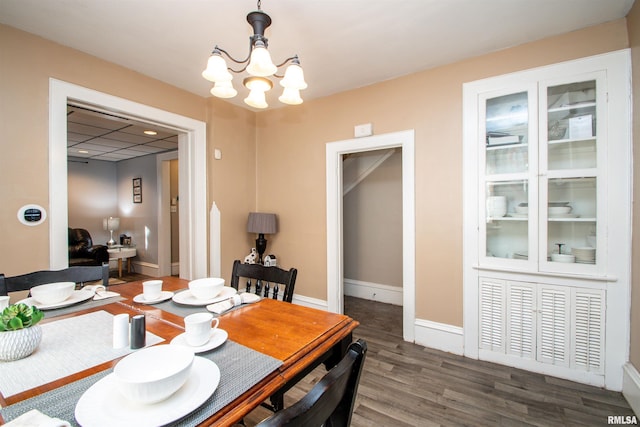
[246,296,635,426]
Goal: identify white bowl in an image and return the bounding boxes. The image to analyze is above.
[548,206,572,215]
[30,282,75,305]
[515,206,528,214]
[188,277,225,300]
[551,253,576,263]
[113,345,194,404]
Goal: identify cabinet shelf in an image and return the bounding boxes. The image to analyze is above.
[548,101,596,113]
[486,142,528,151]
[490,216,597,222]
[548,137,596,145]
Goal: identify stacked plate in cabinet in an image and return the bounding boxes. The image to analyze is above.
[572,247,596,264]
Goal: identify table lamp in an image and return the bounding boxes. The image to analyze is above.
[247,212,277,264]
[103,216,120,246]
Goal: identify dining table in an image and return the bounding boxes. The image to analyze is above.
[0,276,359,426]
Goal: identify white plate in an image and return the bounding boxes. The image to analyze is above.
[133,291,174,305]
[75,356,220,427]
[18,289,94,310]
[172,286,237,306]
[171,329,228,353]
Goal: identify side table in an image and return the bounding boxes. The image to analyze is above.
[107,246,137,278]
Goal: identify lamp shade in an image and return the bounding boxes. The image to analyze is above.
[279,87,303,105]
[246,42,277,77]
[211,81,238,98]
[247,212,277,234]
[202,53,232,82]
[103,217,120,231]
[280,63,307,90]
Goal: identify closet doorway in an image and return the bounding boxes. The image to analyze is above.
[326,129,415,342]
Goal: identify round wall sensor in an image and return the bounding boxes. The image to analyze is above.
[17,204,47,226]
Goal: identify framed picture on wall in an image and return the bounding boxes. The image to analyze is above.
[133,178,142,203]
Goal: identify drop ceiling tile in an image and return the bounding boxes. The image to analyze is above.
[105,131,155,144]
[89,137,137,149]
[147,140,179,149]
[67,122,113,137]
[128,145,169,153]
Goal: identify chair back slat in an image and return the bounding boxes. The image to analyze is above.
[230,260,297,303]
[257,339,367,427]
[0,263,109,296]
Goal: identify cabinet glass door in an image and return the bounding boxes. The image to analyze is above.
[546,81,597,170]
[482,88,535,264]
[546,177,596,263]
[542,79,599,268]
[486,92,529,175]
[485,180,529,260]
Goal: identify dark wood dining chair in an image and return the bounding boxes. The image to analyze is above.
[0,263,109,296]
[257,339,367,427]
[230,260,297,303]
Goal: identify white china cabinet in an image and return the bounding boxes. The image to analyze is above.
[462,50,631,390]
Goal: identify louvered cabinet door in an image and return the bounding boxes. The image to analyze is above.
[536,285,571,367]
[479,278,505,352]
[571,289,605,374]
[506,282,536,359]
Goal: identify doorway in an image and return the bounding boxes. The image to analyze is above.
[326,129,415,342]
[49,79,208,279]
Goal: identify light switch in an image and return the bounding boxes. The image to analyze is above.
[354,123,373,138]
[214,148,222,160]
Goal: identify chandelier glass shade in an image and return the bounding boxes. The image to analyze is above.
[202,1,307,109]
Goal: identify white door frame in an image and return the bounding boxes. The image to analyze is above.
[326,129,416,342]
[49,79,208,280]
[157,151,179,277]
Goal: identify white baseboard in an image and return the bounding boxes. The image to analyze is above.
[414,318,464,355]
[624,362,640,415]
[292,294,328,311]
[344,278,403,306]
[291,293,465,357]
[131,261,159,277]
[171,262,180,276]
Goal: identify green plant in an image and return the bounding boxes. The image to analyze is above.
[0,303,44,331]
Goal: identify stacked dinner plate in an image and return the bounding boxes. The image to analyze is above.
[572,247,596,264]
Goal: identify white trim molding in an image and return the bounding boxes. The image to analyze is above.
[624,363,640,416]
[326,129,415,342]
[49,79,208,280]
[291,294,328,311]
[344,278,403,306]
[414,319,464,355]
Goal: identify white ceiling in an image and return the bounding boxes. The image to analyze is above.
[0,0,634,112]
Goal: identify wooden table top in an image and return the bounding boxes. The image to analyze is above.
[0,276,359,426]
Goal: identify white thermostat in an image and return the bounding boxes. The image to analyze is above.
[17,204,47,226]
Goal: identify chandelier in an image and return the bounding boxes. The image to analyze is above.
[202,0,307,109]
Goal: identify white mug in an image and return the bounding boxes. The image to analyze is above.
[0,296,10,311]
[142,280,163,301]
[184,312,219,346]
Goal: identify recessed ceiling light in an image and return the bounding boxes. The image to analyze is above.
[78,150,89,154]
[144,130,157,135]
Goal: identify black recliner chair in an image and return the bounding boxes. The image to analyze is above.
[68,228,109,267]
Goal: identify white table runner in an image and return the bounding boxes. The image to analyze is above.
[0,310,163,398]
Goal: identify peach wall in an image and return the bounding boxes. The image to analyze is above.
[256,19,629,325]
[0,24,254,278]
[206,99,257,281]
[627,1,640,370]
